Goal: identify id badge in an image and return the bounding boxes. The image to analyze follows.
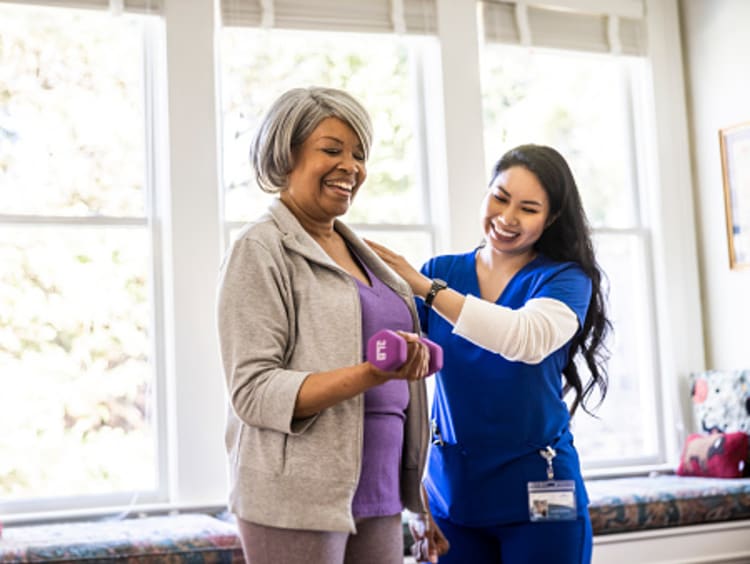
[527,480,577,521]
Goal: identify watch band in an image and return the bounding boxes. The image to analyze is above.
[424,278,448,309]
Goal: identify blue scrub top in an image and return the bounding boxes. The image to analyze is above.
[419,250,592,526]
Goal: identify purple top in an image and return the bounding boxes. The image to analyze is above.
[350,259,412,519]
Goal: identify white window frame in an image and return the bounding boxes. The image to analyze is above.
[157,0,227,508]
[638,0,704,470]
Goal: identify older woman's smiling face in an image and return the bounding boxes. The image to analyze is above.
[282,116,367,224]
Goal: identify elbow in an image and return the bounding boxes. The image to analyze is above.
[505,348,546,365]
[503,323,554,364]
[228,371,261,425]
[520,351,547,365]
[229,387,251,423]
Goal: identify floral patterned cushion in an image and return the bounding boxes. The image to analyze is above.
[587,474,750,535]
[0,513,243,563]
[690,369,750,434]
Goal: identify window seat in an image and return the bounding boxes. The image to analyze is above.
[2,476,749,562]
[586,474,750,535]
[0,513,244,563]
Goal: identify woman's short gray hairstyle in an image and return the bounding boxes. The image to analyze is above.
[249,87,373,193]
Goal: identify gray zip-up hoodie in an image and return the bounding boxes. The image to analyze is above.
[217,199,429,533]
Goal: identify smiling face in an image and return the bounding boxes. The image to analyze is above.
[481,165,552,259]
[281,116,366,225]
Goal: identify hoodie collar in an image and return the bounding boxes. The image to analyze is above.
[267,198,410,296]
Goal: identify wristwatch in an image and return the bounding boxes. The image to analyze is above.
[424,278,448,309]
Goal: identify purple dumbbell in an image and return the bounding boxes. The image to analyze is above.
[367,329,443,375]
[421,337,443,374]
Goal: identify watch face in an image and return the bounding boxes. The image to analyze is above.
[426,278,448,308]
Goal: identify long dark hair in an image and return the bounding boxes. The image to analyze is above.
[491,144,612,417]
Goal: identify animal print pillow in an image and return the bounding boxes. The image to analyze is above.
[689,370,750,434]
[676,432,748,478]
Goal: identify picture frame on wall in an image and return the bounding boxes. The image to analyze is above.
[719,122,750,270]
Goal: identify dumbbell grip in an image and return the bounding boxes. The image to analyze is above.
[367,330,408,372]
[420,337,443,375]
[367,329,443,374]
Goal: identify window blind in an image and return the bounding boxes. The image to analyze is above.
[481,0,647,56]
[0,0,162,13]
[221,0,437,35]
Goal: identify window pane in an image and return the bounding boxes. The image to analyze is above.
[480,43,661,467]
[572,233,660,464]
[0,4,146,217]
[0,227,157,499]
[480,45,637,228]
[219,28,431,226]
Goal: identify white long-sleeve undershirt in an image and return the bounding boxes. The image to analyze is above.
[452,295,579,364]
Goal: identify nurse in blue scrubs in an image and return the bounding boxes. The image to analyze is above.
[368,144,612,564]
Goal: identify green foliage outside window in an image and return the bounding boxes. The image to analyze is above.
[0,5,156,499]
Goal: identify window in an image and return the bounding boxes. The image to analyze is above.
[0,2,163,512]
[478,1,663,470]
[218,5,440,267]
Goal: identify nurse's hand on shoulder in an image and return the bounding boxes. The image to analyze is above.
[365,239,430,297]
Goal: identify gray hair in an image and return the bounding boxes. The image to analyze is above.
[249,87,373,193]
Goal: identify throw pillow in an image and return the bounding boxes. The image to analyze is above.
[677,432,748,478]
[690,369,750,433]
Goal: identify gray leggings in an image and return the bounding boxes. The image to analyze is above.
[236,513,404,564]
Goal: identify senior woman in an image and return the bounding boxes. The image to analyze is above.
[216,87,447,564]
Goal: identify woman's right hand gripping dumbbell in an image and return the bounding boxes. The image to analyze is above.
[292,329,443,419]
[367,329,443,382]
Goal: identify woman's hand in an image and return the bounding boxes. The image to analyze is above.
[368,238,466,327]
[294,333,431,418]
[408,511,450,563]
[374,331,430,382]
[365,239,431,298]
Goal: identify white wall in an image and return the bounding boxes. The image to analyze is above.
[680,0,750,369]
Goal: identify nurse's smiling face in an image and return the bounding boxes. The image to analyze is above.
[480,165,551,259]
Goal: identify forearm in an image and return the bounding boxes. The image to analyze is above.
[293,362,387,418]
[294,331,430,418]
[411,275,466,326]
[454,296,579,362]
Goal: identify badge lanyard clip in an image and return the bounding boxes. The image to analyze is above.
[539,445,556,480]
[431,419,444,446]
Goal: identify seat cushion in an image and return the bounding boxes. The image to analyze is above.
[0,513,244,563]
[587,474,750,535]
